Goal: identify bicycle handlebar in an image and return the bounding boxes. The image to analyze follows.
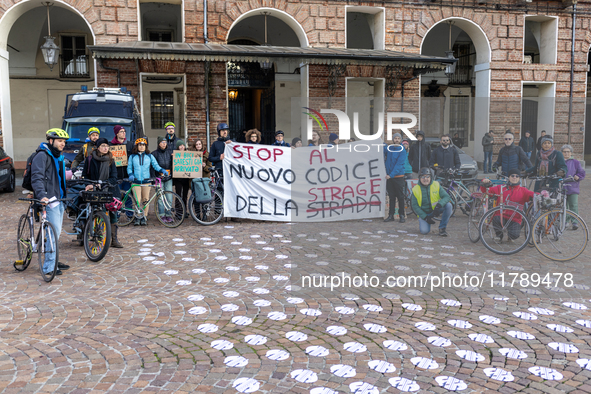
[19,197,70,204]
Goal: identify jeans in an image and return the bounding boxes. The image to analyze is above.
[418,202,452,234]
[43,202,64,274]
[386,177,405,217]
[157,179,173,216]
[566,194,579,223]
[525,151,532,160]
[483,151,493,172]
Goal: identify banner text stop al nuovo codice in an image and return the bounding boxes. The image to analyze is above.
[223,141,387,222]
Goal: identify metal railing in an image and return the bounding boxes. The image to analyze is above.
[59,55,90,78]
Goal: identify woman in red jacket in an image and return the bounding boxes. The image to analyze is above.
[480,168,534,241]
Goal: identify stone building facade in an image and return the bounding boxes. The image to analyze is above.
[1,0,590,166]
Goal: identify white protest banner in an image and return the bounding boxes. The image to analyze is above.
[223,141,386,222]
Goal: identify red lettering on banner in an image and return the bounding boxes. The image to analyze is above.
[309,149,322,165]
[342,185,355,199]
[243,145,255,160]
[257,148,271,161]
[232,145,244,159]
[324,149,336,163]
[273,149,283,162]
[356,182,367,196]
[370,178,381,194]
[308,189,319,202]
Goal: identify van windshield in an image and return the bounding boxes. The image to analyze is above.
[65,123,132,142]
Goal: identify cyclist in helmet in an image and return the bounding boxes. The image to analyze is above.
[31,128,71,276]
[410,167,453,236]
[82,137,123,248]
[71,127,101,169]
[209,122,232,174]
[164,122,178,156]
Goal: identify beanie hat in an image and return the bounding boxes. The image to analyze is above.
[113,125,124,134]
[275,130,284,136]
[291,137,302,146]
[508,169,521,177]
[176,140,186,149]
[540,136,554,148]
[157,136,166,144]
[329,133,339,142]
[393,133,402,140]
[95,137,109,147]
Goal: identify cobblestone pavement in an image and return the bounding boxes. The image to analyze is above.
[1,180,591,394]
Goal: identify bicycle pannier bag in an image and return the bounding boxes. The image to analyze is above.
[191,178,212,203]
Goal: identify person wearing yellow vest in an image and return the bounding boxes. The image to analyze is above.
[71,127,100,169]
[410,167,453,236]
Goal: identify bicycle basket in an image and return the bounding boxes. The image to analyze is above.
[80,190,113,204]
[191,178,213,203]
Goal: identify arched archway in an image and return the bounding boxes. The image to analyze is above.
[0,0,96,160]
[421,17,492,164]
[225,8,308,144]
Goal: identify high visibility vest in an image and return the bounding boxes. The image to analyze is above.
[412,181,441,210]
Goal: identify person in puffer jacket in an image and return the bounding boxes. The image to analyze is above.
[493,131,531,176]
[127,138,165,225]
[384,133,408,223]
[561,144,585,230]
[408,130,431,175]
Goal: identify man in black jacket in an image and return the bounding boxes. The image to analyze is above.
[519,130,535,163]
[31,128,70,276]
[152,136,174,222]
[408,130,431,177]
[164,122,178,157]
[210,123,231,175]
[493,131,532,176]
[429,134,461,172]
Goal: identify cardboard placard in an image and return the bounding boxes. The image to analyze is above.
[173,150,202,178]
[110,145,128,167]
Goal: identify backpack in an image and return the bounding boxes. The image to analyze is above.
[22,148,51,192]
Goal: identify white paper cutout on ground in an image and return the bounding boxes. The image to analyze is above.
[265,349,290,361]
[192,268,207,274]
[286,331,308,342]
[253,288,270,294]
[181,257,194,261]
[326,326,348,336]
[273,275,289,281]
[188,306,207,315]
[175,243,186,246]
[244,335,268,345]
[172,238,183,242]
[187,294,204,301]
[245,277,260,282]
[221,304,239,312]
[286,297,304,304]
[330,364,356,378]
[528,366,563,380]
[388,377,420,392]
[402,303,422,311]
[528,307,554,315]
[383,340,408,351]
[547,324,574,333]
[253,300,271,307]
[310,388,338,394]
[364,323,387,333]
[209,249,221,253]
[349,382,378,394]
[140,248,152,252]
[152,261,165,265]
[226,266,240,271]
[434,376,467,391]
[211,339,233,350]
[415,322,436,331]
[499,348,528,359]
[267,311,287,321]
[163,270,178,275]
[215,256,227,260]
[484,368,514,382]
[341,293,360,300]
[411,357,439,370]
[174,251,186,255]
[306,346,329,357]
[548,342,579,353]
[507,330,535,340]
[142,256,156,261]
[223,291,240,298]
[232,377,260,393]
[255,265,269,270]
[479,315,501,324]
[224,355,248,367]
[428,336,452,347]
[576,319,591,328]
[447,320,472,329]
[576,359,591,370]
[290,369,318,383]
[343,342,367,353]
[563,301,587,310]
[239,256,252,260]
[368,360,396,373]
[440,299,462,307]
[468,333,494,344]
[300,308,322,316]
[513,311,537,320]
[197,323,218,333]
[456,350,485,362]
[213,278,230,283]
[137,239,148,243]
[231,316,253,326]
[176,280,191,286]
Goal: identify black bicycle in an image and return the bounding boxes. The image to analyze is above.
[188,167,224,225]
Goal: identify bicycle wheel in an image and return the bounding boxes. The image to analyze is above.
[118,190,137,227]
[155,190,185,228]
[84,210,111,262]
[467,197,484,243]
[532,209,588,261]
[404,187,416,217]
[479,206,530,255]
[435,193,456,221]
[189,190,224,225]
[38,221,59,282]
[15,214,33,271]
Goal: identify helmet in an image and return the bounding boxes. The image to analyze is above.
[46,128,69,140]
[135,138,147,145]
[217,123,229,132]
[419,167,432,178]
[88,127,100,136]
[164,122,175,129]
[105,198,123,212]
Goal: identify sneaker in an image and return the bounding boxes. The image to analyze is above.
[58,262,70,270]
[162,216,172,223]
[140,217,147,226]
[439,228,448,237]
[45,269,63,276]
[572,223,579,231]
[134,218,141,226]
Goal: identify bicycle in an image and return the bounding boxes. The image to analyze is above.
[187,167,224,225]
[467,171,508,243]
[65,179,118,262]
[528,175,588,261]
[15,197,68,282]
[436,167,480,216]
[478,183,531,255]
[118,176,186,228]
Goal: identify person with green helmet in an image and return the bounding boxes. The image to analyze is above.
[31,128,71,276]
[164,122,178,157]
[71,126,100,169]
